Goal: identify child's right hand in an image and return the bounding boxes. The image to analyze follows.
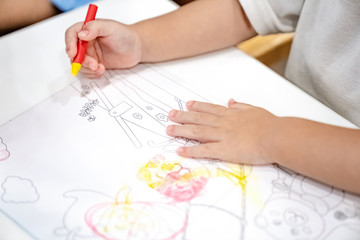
[65,19,142,78]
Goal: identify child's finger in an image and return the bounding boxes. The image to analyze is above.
[79,63,105,79]
[166,124,220,142]
[78,68,100,79]
[78,19,117,41]
[176,143,229,162]
[186,100,228,116]
[82,55,99,71]
[95,63,105,76]
[227,98,253,110]
[65,22,84,59]
[168,109,219,127]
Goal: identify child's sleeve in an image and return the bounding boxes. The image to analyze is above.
[51,0,96,12]
[239,0,304,35]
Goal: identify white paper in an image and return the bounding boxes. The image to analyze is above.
[1,64,359,240]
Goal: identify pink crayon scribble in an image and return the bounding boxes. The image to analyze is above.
[157,167,208,202]
[85,201,187,240]
[0,138,10,161]
[138,154,209,202]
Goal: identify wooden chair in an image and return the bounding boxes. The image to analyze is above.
[237,33,294,75]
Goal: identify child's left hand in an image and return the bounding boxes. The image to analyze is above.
[166,99,278,165]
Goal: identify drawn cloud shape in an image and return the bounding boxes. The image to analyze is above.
[0,138,10,161]
[1,176,39,203]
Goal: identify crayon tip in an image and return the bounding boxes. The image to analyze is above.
[71,62,81,76]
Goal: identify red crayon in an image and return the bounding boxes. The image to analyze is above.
[71,4,98,76]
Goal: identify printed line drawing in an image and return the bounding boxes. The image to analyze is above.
[55,152,253,240]
[138,153,252,202]
[0,137,10,161]
[85,187,188,240]
[1,64,359,239]
[137,153,211,202]
[55,188,188,240]
[72,65,212,149]
[322,224,360,240]
[1,176,39,203]
[54,190,114,239]
[137,152,252,240]
[90,81,144,148]
[255,166,360,240]
[79,99,99,123]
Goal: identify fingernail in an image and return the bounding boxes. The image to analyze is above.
[98,64,105,73]
[177,147,185,154]
[186,100,194,108]
[166,125,174,134]
[78,30,89,38]
[168,109,177,118]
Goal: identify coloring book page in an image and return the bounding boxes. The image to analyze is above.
[0,64,359,240]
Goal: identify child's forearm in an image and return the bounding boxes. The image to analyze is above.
[0,0,58,34]
[131,0,256,62]
[266,117,360,194]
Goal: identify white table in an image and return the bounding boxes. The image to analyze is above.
[0,0,358,239]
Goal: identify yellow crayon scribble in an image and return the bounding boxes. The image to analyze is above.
[216,164,250,191]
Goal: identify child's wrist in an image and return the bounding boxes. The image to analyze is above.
[129,23,147,63]
[260,116,284,165]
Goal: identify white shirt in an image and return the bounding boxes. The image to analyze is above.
[239,0,360,127]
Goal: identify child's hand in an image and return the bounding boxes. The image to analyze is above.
[166,99,277,165]
[65,19,142,78]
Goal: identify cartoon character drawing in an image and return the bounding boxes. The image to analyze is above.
[255,166,360,240]
[256,198,325,239]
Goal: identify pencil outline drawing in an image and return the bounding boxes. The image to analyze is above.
[0,137,10,161]
[255,166,360,240]
[1,176,39,204]
[72,65,212,149]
